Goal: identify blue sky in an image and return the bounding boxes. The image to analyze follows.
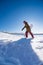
[0,0,43,33]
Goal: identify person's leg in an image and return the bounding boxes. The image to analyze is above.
[25,31,28,38]
[29,32,34,38]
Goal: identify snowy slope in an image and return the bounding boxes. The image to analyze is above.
[0,32,24,44]
[0,32,43,65]
[31,35,43,64]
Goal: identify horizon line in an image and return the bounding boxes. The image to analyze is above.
[0,31,43,35]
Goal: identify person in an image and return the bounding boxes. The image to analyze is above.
[22,21,34,38]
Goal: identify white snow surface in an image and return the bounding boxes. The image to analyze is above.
[0,32,43,65]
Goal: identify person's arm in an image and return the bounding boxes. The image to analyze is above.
[22,26,26,31]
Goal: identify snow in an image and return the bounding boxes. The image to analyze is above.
[0,32,24,44]
[31,35,43,62]
[0,32,43,65]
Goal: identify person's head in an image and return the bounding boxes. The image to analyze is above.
[23,21,27,24]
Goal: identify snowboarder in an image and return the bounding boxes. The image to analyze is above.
[22,21,34,38]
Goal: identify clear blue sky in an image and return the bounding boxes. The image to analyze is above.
[0,0,43,33]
